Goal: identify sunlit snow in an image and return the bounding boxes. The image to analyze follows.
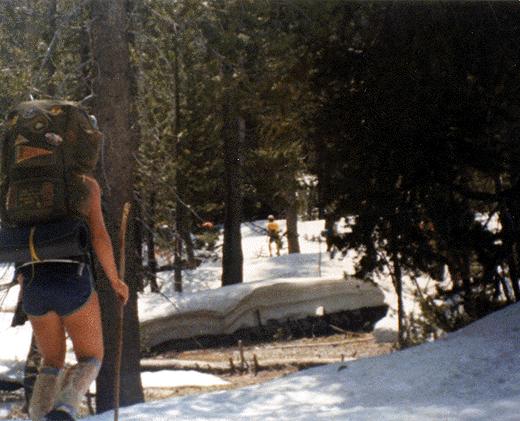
[1,219,518,420]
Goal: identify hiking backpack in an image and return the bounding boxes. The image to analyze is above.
[0,99,102,227]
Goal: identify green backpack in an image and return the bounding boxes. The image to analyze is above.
[0,99,102,227]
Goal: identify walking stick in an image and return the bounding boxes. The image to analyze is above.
[114,202,131,421]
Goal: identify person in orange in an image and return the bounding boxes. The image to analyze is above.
[18,176,129,421]
[266,215,282,256]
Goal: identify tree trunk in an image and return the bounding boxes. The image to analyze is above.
[43,0,57,96]
[496,177,520,301]
[173,230,183,293]
[182,217,196,267]
[173,37,183,293]
[509,245,520,301]
[90,0,144,412]
[315,137,330,220]
[79,20,92,99]
[286,189,300,254]
[499,209,520,302]
[221,76,243,286]
[23,335,42,409]
[390,239,406,348]
[146,192,159,292]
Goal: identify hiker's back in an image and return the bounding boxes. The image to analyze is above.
[266,221,280,237]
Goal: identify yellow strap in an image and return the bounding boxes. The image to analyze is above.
[29,227,41,262]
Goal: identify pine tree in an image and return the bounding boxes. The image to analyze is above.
[90,0,144,411]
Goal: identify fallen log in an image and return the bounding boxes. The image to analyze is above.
[141,277,387,349]
[251,336,374,351]
[140,356,348,375]
[0,377,24,392]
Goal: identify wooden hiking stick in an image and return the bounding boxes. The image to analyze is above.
[114,202,131,421]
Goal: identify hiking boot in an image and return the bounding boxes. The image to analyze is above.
[52,357,100,420]
[43,409,75,421]
[29,366,61,421]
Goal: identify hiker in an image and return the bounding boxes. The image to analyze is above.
[266,215,283,256]
[322,214,338,258]
[321,215,350,259]
[1,100,128,421]
[21,177,128,421]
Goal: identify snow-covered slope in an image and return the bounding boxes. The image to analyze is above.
[69,302,520,420]
[0,219,431,383]
[5,219,516,420]
[138,219,423,346]
[140,276,386,347]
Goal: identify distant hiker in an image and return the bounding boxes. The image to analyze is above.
[322,216,349,259]
[195,221,219,251]
[322,214,338,258]
[325,226,338,253]
[201,221,214,230]
[266,215,282,256]
[0,100,129,421]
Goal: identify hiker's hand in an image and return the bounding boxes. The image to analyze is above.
[111,279,129,305]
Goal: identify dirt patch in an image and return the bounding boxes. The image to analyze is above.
[144,332,395,401]
[168,332,393,366]
[0,333,395,418]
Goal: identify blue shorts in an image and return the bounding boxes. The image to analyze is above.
[18,262,94,317]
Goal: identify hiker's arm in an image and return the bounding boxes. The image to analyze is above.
[85,177,129,305]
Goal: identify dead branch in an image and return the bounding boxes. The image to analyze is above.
[140,356,345,375]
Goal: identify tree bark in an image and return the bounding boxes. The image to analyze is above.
[23,335,41,408]
[146,192,159,292]
[173,37,183,293]
[182,217,196,267]
[90,0,144,412]
[221,75,243,286]
[286,189,300,254]
[43,0,57,96]
[495,177,520,301]
[390,238,406,348]
[499,207,520,302]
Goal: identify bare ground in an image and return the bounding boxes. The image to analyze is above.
[144,332,395,401]
[1,332,395,418]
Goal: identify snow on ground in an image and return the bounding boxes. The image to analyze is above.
[149,219,357,293]
[8,301,519,421]
[0,313,30,381]
[88,371,229,394]
[3,218,516,420]
[140,370,229,389]
[139,219,428,341]
[0,219,428,383]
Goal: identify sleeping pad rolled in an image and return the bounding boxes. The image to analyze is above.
[0,218,89,263]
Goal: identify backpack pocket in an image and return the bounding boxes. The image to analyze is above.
[5,176,68,225]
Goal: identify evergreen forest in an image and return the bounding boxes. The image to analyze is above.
[1,0,520,412]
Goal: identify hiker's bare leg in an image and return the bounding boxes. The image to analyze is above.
[30,312,66,368]
[63,292,103,362]
[51,292,102,418]
[29,313,66,420]
[268,240,272,257]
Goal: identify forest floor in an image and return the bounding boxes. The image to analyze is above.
[144,332,395,402]
[0,332,394,419]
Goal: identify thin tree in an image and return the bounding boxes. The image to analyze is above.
[221,59,244,286]
[90,0,144,412]
[173,33,184,292]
